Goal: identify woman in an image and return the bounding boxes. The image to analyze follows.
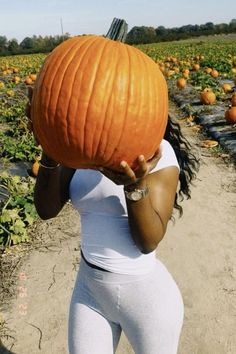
[31,91,199,353]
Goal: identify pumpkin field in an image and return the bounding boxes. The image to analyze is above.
[0,36,236,248]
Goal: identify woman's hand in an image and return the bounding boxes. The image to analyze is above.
[98,150,162,186]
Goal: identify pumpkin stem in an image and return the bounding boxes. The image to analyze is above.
[106,18,128,42]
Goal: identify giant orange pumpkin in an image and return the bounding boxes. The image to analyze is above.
[31,35,168,171]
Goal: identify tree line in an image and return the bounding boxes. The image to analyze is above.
[0,19,236,56]
[126,19,236,44]
[0,33,70,56]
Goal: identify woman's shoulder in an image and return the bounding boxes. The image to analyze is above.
[152,139,180,173]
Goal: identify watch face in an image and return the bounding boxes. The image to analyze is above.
[125,187,148,201]
[130,190,142,201]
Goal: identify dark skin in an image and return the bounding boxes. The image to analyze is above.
[27,87,179,254]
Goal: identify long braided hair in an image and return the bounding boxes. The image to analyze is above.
[164,115,200,216]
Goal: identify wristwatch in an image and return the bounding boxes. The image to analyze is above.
[125,186,149,201]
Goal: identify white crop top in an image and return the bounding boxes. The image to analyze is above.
[69,139,179,275]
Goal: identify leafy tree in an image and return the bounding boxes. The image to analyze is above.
[229,19,236,31]
[0,36,7,54]
[155,26,167,36]
[20,37,34,51]
[126,26,157,44]
[7,39,19,54]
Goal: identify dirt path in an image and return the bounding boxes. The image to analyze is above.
[1,103,236,354]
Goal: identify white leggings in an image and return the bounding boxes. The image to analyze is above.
[68,256,184,354]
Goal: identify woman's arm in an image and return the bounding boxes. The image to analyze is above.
[34,153,75,220]
[25,87,75,219]
[124,166,179,253]
[99,153,179,254]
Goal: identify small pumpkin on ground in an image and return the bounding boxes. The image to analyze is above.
[210,69,219,78]
[176,77,187,89]
[31,160,40,177]
[29,73,37,81]
[225,106,236,124]
[222,83,232,93]
[192,63,200,71]
[231,92,236,106]
[205,67,212,74]
[200,88,216,105]
[25,76,33,85]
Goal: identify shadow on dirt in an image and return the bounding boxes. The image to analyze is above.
[0,343,16,354]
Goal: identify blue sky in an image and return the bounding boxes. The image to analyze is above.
[1,0,236,42]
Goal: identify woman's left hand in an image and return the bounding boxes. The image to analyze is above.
[98,150,162,186]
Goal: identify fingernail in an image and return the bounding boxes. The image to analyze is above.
[120,161,126,168]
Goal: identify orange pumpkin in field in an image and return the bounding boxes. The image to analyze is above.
[222,83,231,93]
[29,73,37,81]
[200,89,216,105]
[210,69,219,78]
[225,106,236,123]
[25,76,33,85]
[31,35,168,171]
[231,92,236,106]
[176,77,187,89]
[192,63,200,71]
[205,67,212,74]
[31,160,40,177]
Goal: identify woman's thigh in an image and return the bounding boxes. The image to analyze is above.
[68,302,122,354]
[118,260,184,354]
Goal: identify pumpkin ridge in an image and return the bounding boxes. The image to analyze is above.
[108,43,130,162]
[39,38,82,117]
[147,56,165,155]
[138,46,151,156]
[58,38,99,149]
[148,58,168,155]
[133,46,158,159]
[45,40,84,157]
[33,38,88,157]
[82,38,113,161]
[150,65,163,155]
[104,43,131,168]
[49,38,97,156]
[91,42,120,163]
[123,44,147,158]
[85,40,115,159]
[152,69,168,153]
[95,40,131,165]
[59,36,103,160]
[101,42,130,167]
[58,37,100,155]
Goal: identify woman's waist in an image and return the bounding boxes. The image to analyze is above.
[80,245,156,275]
